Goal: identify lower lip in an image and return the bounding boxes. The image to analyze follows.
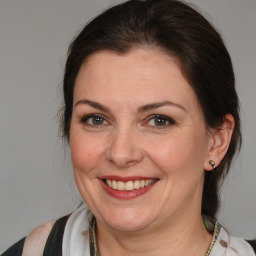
[99,179,158,200]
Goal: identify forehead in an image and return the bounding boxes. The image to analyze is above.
[78,48,182,83]
[73,48,200,112]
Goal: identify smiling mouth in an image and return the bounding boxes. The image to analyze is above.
[103,179,157,191]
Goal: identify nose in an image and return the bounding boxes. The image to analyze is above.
[105,127,144,168]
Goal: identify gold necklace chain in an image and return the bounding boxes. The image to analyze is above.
[90,216,221,256]
[205,222,221,256]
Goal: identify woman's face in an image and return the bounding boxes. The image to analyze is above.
[70,48,213,232]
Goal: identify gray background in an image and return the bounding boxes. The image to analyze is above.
[0,0,255,252]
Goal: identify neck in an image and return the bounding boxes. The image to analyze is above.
[96,211,212,256]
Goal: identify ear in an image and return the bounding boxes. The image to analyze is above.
[204,114,235,171]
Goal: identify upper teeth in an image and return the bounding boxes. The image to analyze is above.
[106,179,155,191]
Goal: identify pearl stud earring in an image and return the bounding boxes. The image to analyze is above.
[209,160,215,170]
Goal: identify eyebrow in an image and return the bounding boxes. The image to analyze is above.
[74,99,111,113]
[137,101,186,113]
[74,99,186,113]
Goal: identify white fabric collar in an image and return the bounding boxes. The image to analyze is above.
[210,224,255,256]
[62,203,254,256]
[62,204,90,256]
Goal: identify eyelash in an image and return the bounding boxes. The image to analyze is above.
[80,114,176,129]
[145,114,176,128]
[80,114,109,127]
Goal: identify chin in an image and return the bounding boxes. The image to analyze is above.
[99,209,157,233]
[106,219,153,233]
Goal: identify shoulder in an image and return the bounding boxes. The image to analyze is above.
[22,220,55,256]
[1,211,77,256]
[0,221,55,256]
[229,236,256,256]
[23,214,70,256]
[212,223,256,256]
[1,238,26,256]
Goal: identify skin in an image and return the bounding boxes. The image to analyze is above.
[69,48,234,255]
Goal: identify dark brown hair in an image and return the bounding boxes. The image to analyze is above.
[62,0,241,218]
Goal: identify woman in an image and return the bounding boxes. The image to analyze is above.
[1,0,255,255]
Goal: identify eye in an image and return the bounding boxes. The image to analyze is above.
[147,115,175,128]
[81,114,109,126]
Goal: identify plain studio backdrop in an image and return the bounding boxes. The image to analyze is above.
[0,0,255,252]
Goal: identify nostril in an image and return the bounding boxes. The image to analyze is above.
[105,130,144,167]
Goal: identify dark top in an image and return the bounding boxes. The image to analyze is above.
[1,215,68,256]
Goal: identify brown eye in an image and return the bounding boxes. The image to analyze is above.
[91,116,104,125]
[81,114,108,126]
[147,115,175,128]
[154,117,168,126]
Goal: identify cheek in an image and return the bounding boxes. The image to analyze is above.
[70,128,103,177]
[146,131,208,176]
